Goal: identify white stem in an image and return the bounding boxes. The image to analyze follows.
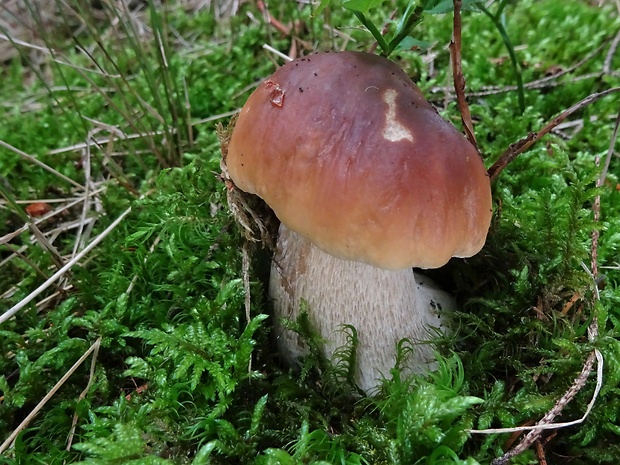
[269,224,454,393]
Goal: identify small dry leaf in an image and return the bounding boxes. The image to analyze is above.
[25,202,51,217]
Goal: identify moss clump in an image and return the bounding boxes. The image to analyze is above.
[1,1,620,464]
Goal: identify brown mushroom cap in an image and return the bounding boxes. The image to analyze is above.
[227,51,492,270]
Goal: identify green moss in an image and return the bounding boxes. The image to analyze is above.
[1,0,620,463]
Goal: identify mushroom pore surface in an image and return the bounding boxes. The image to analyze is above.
[227,51,492,269]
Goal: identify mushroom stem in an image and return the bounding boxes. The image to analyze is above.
[269,224,455,393]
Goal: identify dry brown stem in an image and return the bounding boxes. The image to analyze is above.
[488,86,620,182]
[591,109,620,276]
[449,0,477,150]
[491,347,601,465]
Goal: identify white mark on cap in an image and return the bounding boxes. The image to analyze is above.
[382,89,413,143]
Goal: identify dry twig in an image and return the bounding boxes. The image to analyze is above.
[472,78,620,464]
[449,0,477,149]
[488,86,620,181]
[591,109,620,276]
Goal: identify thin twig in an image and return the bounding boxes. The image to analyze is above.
[1,242,51,282]
[0,338,102,454]
[591,109,620,277]
[470,349,602,436]
[488,86,620,181]
[449,0,477,149]
[256,0,291,35]
[535,439,548,465]
[488,338,602,463]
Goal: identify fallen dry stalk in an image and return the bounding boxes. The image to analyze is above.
[488,86,620,181]
[471,262,604,464]
[449,0,477,150]
[262,43,294,62]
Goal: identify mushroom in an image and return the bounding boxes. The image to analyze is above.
[225,51,492,392]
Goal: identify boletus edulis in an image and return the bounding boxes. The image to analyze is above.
[225,51,492,393]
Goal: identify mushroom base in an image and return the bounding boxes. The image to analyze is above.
[269,224,455,394]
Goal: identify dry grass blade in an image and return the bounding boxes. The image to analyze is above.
[262,43,294,62]
[0,192,103,248]
[66,336,102,451]
[0,207,132,325]
[70,127,104,259]
[0,180,67,271]
[47,129,174,156]
[193,109,240,126]
[0,140,84,190]
[0,337,102,454]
